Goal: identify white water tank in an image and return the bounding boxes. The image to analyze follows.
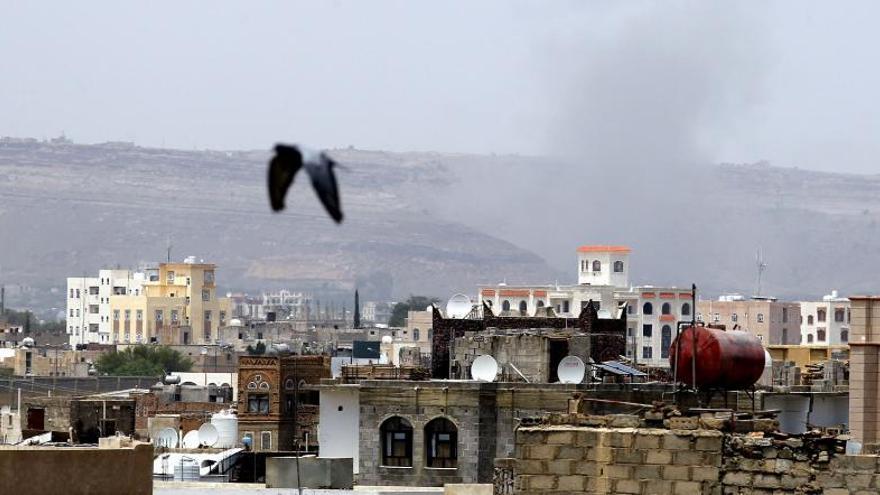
[211,409,238,448]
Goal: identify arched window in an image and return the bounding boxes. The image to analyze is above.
[807,315,813,325]
[817,328,826,342]
[502,300,510,312]
[413,328,420,341]
[537,300,545,308]
[834,309,845,322]
[681,303,691,316]
[807,334,813,343]
[518,301,527,314]
[661,325,672,359]
[841,330,849,343]
[424,418,458,468]
[592,260,601,272]
[817,309,826,323]
[661,303,671,315]
[581,260,586,271]
[380,417,413,467]
[613,261,624,273]
[643,302,653,315]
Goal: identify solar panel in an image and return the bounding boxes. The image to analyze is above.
[600,360,648,376]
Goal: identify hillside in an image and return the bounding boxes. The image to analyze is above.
[3,138,880,314]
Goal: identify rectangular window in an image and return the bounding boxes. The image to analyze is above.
[70,308,74,317]
[155,309,163,322]
[136,310,143,321]
[204,270,215,284]
[562,300,570,313]
[113,310,120,321]
[731,313,738,322]
[171,309,179,322]
[261,431,272,451]
[89,323,99,332]
[782,307,789,323]
[202,289,210,302]
[89,286,99,295]
[89,305,99,314]
[69,289,74,298]
[642,346,653,359]
[219,311,226,324]
[204,310,212,321]
[642,324,653,338]
[248,394,270,414]
[167,271,175,284]
[76,289,80,298]
[124,310,131,321]
[713,313,720,323]
[757,313,764,323]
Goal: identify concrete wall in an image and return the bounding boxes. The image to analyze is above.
[0,443,152,495]
[266,456,354,489]
[318,387,360,474]
[763,393,849,434]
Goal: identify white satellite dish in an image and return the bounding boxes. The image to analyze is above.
[446,293,473,319]
[198,423,220,447]
[558,356,586,384]
[182,430,200,449]
[156,427,178,448]
[471,355,499,382]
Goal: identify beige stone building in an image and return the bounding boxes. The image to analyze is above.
[110,261,231,345]
[849,295,880,446]
[696,296,800,345]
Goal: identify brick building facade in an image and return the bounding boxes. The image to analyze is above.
[237,354,330,452]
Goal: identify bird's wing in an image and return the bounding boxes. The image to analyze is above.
[304,154,344,223]
[267,145,303,211]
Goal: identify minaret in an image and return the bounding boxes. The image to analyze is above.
[354,289,361,329]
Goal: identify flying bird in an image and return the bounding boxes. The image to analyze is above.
[268,144,343,223]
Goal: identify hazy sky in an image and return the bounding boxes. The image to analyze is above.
[2,1,879,173]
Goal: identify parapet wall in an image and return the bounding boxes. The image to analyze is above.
[512,424,880,494]
[0,443,153,495]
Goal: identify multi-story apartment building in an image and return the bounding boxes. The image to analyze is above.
[799,290,850,345]
[261,289,311,320]
[362,301,395,325]
[476,245,692,367]
[67,269,146,346]
[696,295,801,345]
[109,260,232,345]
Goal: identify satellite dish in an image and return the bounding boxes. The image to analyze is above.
[182,430,200,448]
[381,335,393,344]
[198,423,219,447]
[446,293,473,319]
[471,355,499,382]
[156,427,178,448]
[558,356,586,384]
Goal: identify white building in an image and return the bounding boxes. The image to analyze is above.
[476,245,692,367]
[66,269,145,346]
[800,290,850,345]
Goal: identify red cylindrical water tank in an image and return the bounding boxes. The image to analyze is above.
[668,325,766,389]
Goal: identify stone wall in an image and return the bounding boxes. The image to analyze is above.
[512,424,880,494]
[514,426,722,494]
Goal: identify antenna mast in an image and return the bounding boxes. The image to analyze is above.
[755,249,767,297]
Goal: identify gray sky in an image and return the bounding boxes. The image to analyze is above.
[2,1,879,173]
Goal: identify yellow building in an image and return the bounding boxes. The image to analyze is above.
[110,262,232,345]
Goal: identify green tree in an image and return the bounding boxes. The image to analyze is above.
[96,345,192,376]
[388,296,440,327]
[246,341,266,355]
[2,308,66,333]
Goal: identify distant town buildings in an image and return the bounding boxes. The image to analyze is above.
[696,295,801,345]
[477,245,691,367]
[66,269,146,345]
[799,290,851,345]
[66,258,231,346]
